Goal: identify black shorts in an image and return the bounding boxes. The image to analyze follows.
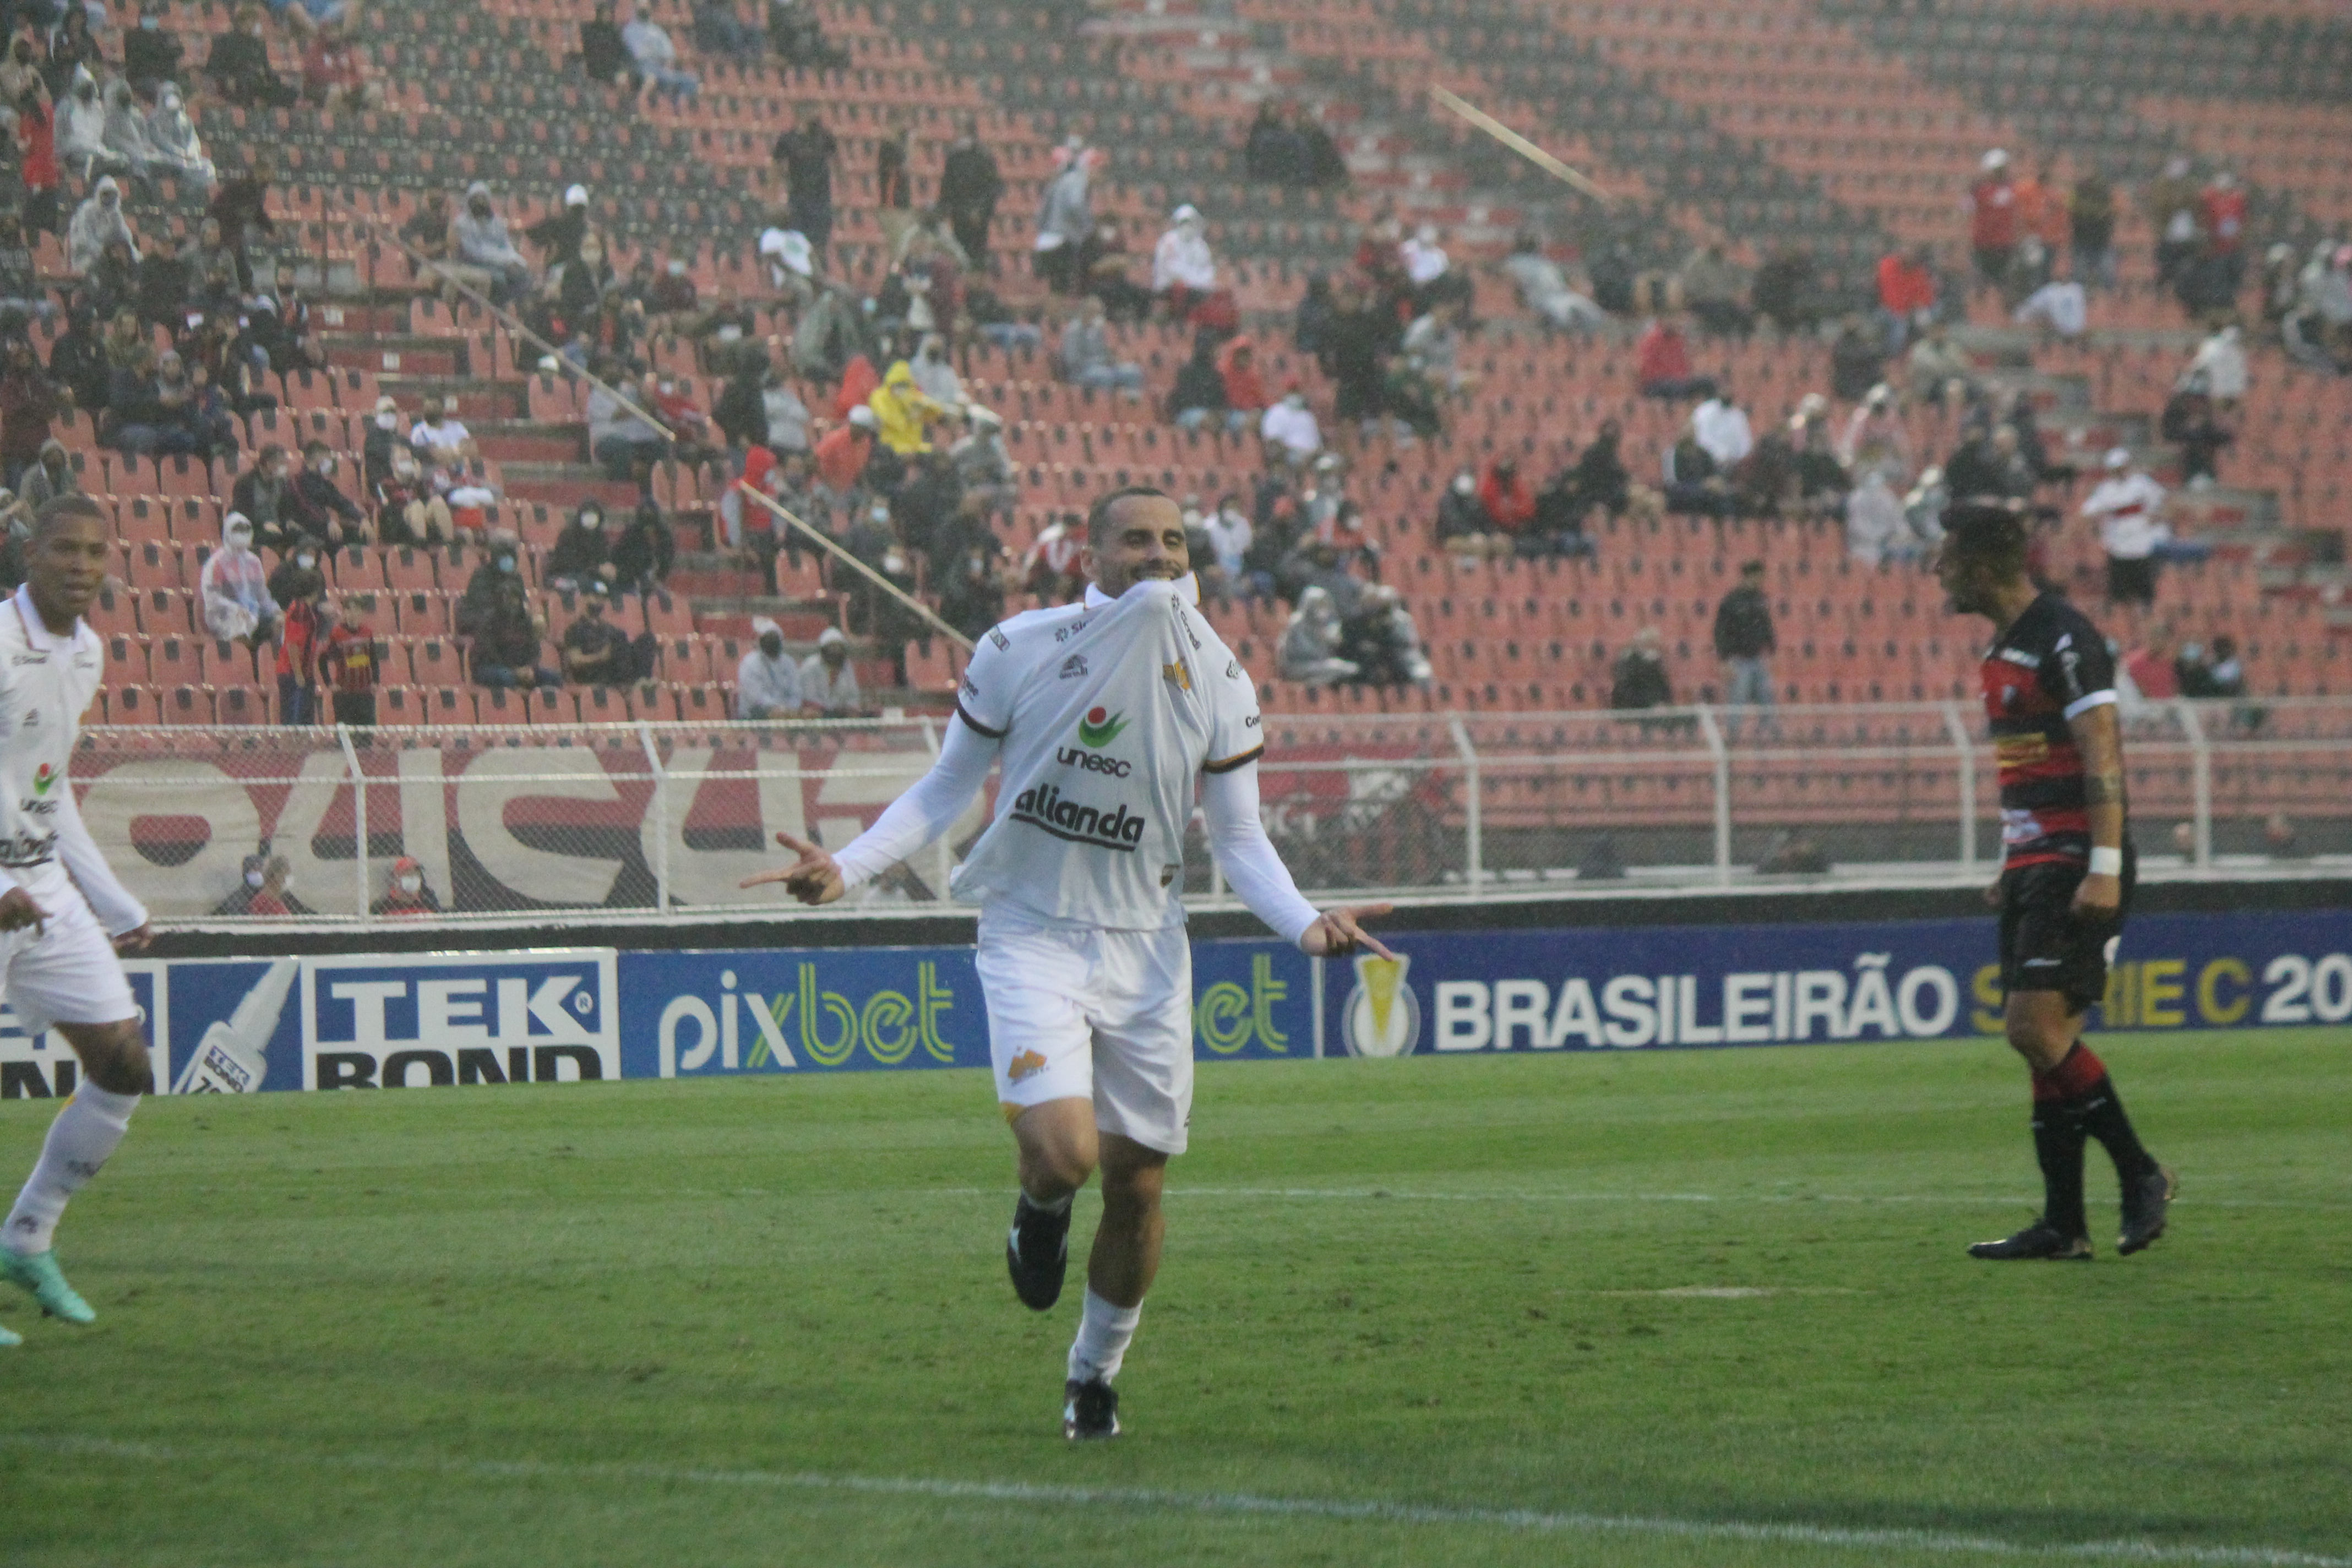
[1999,851,2137,1013]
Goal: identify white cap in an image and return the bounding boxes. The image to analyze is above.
[847,405,878,429]
[750,616,781,639]
[2103,447,2131,471]
[565,184,588,206]
[1982,149,2008,171]
[816,626,847,648]
[1171,203,1200,224]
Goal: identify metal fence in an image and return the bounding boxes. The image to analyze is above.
[74,700,2352,927]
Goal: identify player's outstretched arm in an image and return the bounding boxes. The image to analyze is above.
[1200,765,1395,957]
[738,715,998,903]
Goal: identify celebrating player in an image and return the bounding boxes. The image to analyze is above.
[744,487,1390,1438]
[0,497,156,1344]
[1936,500,2172,1262]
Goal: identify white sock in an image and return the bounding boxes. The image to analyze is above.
[1067,1287,1141,1385]
[4,1083,139,1257]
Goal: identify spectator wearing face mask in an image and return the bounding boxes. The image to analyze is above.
[1058,297,1143,393]
[243,855,311,918]
[200,511,280,646]
[16,438,78,511]
[373,856,442,917]
[1260,385,1322,461]
[1152,204,1217,317]
[213,852,273,916]
[736,616,804,718]
[317,596,379,728]
[67,174,135,277]
[55,67,118,183]
[406,394,476,472]
[800,625,862,716]
[454,182,531,304]
[298,15,375,111]
[110,347,206,458]
[144,84,213,188]
[867,359,944,456]
[275,590,331,724]
[581,1,639,92]
[374,439,454,547]
[458,534,560,689]
[908,333,963,409]
[586,375,669,482]
[938,117,1002,267]
[562,579,649,687]
[814,404,877,499]
[124,1,185,100]
[547,500,614,591]
[234,443,323,553]
[293,440,366,546]
[266,537,326,624]
[612,497,675,594]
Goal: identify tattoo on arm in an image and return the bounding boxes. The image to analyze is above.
[2085,772,2126,805]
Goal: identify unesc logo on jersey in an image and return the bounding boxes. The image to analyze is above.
[1340,953,1420,1057]
[301,951,619,1089]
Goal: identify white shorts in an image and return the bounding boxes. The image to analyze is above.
[0,885,137,1036]
[975,908,1194,1157]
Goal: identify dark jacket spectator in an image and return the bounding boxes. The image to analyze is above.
[1712,579,1777,661]
[456,543,553,685]
[1565,422,1631,518]
[0,338,63,480]
[295,442,366,542]
[611,499,674,591]
[938,121,1003,263]
[1165,333,1226,423]
[1610,632,1674,711]
[580,2,635,86]
[1830,317,1883,404]
[233,445,326,551]
[205,6,296,109]
[47,309,109,413]
[546,502,612,589]
[123,3,186,96]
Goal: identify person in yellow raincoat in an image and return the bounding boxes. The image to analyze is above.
[868,358,946,455]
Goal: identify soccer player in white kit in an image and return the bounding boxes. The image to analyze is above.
[0,497,156,1346]
[745,487,1390,1438]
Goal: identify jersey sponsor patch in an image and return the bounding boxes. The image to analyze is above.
[1076,706,1126,748]
[1058,654,1088,680]
[1008,783,1148,851]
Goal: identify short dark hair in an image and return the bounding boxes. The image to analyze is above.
[1085,485,1175,547]
[1941,499,2030,574]
[30,493,106,546]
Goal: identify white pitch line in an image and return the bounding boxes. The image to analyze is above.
[1,1434,2343,1567]
[924,1186,2348,1212]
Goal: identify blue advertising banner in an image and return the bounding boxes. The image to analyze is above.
[1316,911,2352,1058]
[613,938,1315,1080]
[0,912,2340,1097]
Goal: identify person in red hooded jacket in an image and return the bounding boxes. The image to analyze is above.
[1217,335,1267,417]
[1478,454,1537,552]
[1968,149,2021,297]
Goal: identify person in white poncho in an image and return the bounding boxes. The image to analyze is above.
[144,85,214,188]
[742,487,1390,1442]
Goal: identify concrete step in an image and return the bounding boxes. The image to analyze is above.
[496,460,640,511]
[321,333,470,378]
[472,420,587,465]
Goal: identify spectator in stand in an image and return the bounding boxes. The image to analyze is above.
[233,443,317,553]
[862,116,912,260]
[907,332,962,410]
[372,856,442,917]
[1502,231,1604,333]
[1692,387,1754,471]
[14,85,64,241]
[301,15,377,111]
[1679,242,1751,338]
[561,579,644,687]
[1967,149,2020,300]
[1033,137,1094,296]
[66,174,134,277]
[102,78,161,184]
[273,583,329,724]
[1635,314,1712,400]
[581,1,638,92]
[2188,322,2247,407]
[1828,313,1883,404]
[1151,204,1218,320]
[800,625,861,716]
[144,84,213,188]
[200,514,278,650]
[1260,384,1321,462]
[622,7,697,105]
[1203,332,1266,431]
[1905,321,1973,409]
[2121,623,2181,706]
[586,375,666,482]
[56,68,116,183]
[374,439,451,546]
[17,439,78,511]
[205,3,297,108]
[947,406,1014,520]
[2011,157,2067,293]
[454,181,531,304]
[239,855,308,917]
[547,500,614,592]
[124,1,186,100]
[1712,562,1777,728]
[1202,493,1259,603]
[937,536,1009,643]
[2160,373,2232,486]
[1875,244,1937,354]
[1022,511,1085,603]
[1165,330,1228,432]
[1243,100,1302,185]
[1844,469,1916,566]
[813,403,876,499]
[296,439,366,546]
[458,532,559,689]
[409,392,477,467]
[1056,296,1142,394]
[692,0,764,56]
[526,183,591,272]
[612,496,674,594]
[1398,224,1464,316]
[2083,447,2168,606]
[2015,264,2087,341]
[938,116,1002,268]
[1474,454,1536,552]
[318,597,379,729]
[771,110,838,257]
[0,336,62,490]
[867,358,943,456]
[1610,627,1674,712]
[2145,156,2201,296]
[1662,420,1733,519]
[111,347,209,458]
[1277,585,1356,687]
[1836,384,1908,484]
[1751,245,1821,336]
[2070,171,2117,291]
[736,617,804,718]
[2196,169,2248,303]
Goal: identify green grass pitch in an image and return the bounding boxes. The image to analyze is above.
[2,1029,2347,1567]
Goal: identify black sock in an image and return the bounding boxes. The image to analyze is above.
[2066,1077,2158,1185]
[2031,1106,2089,1238]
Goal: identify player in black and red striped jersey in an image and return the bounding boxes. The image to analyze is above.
[1937,501,2175,1262]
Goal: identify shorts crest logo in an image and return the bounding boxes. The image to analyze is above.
[1006,1048,1048,1082]
[1076,706,1126,748]
[1341,954,1420,1058]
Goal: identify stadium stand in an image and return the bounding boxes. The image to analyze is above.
[0,0,2344,752]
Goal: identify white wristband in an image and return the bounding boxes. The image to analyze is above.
[2088,847,2124,877]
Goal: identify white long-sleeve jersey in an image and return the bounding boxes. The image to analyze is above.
[0,585,148,934]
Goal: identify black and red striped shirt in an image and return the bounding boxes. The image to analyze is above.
[1980,592,2121,868]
